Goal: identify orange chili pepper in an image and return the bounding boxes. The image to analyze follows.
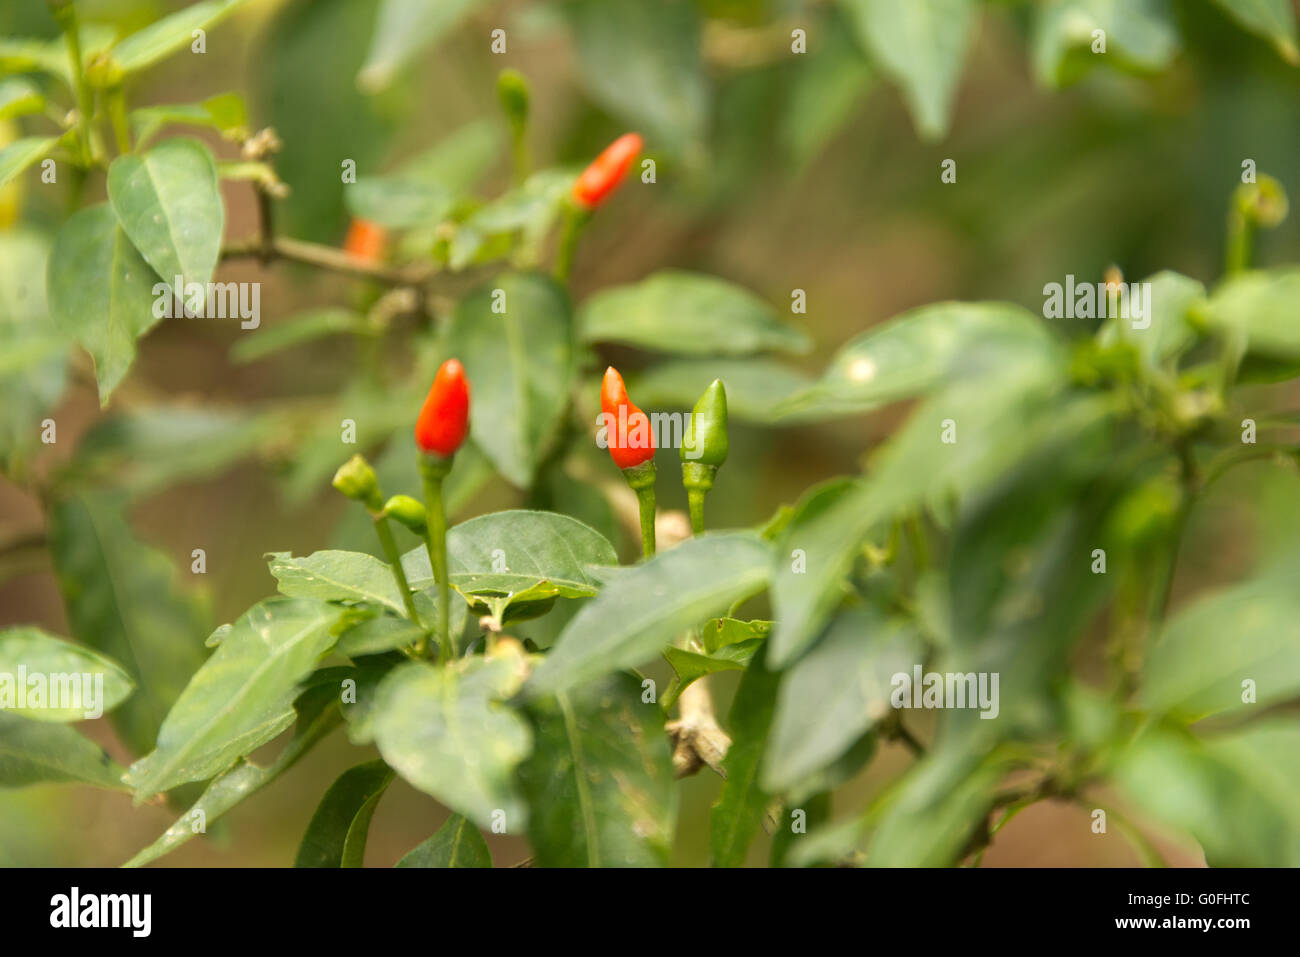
[572,133,643,210]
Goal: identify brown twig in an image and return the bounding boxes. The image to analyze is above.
[221,236,436,285]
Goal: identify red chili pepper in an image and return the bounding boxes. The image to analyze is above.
[415,358,470,457]
[572,133,643,209]
[344,218,388,262]
[601,366,655,469]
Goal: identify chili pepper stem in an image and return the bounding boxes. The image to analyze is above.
[620,459,657,558]
[420,454,454,662]
[634,485,656,558]
[686,489,707,536]
[554,200,591,282]
[1225,211,1253,275]
[681,462,717,537]
[372,513,423,627]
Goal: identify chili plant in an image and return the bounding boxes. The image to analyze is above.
[2,0,1300,869]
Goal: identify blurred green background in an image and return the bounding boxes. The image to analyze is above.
[3,0,1300,866]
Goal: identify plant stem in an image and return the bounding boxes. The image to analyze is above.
[553,202,589,283]
[509,128,529,187]
[420,456,453,662]
[687,488,706,536]
[634,484,656,558]
[372,513,422,627]
[222,235,434,285]
[55,4,98,166]
[106,85,130,155]
[1225,209,1253,275]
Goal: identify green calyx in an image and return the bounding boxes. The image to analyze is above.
[681,378,728,468]
[382,494,427,534]
[620,457,657,491]
[332,454,382,511]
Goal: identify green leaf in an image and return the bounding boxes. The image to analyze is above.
[771,791,832,867]
[266,553,465,634]
[632,359,813,423]
[403,510,618,619]
[763,609,919,793]
[562,0,708,153]
[0,136,58,189]
[0,26,116,88]
[396,813,492,867]
[295,758,394,867]
[1097,271,1205,368]
[702,617,772,654]
[0,712,128,790]
[358,0,482,91]
[371,656,531,830]
[769,370,1099,666]
[0,228,67,473]
[334,615,424,659]
[393,119,502,194]
[47,492,210,757]
[112,0,248,74]
[125,598,344,801]
[663,640,761,692]
[1141,569,1300,721]
[866,748,1004,866]
[107,138,223,307]
[1113,720,1300,865]
[766,477,866,667]
[774,302,1059,421]
[839,0,976,140]
[1210,0,1300,63]
[268,550,413,617]
[942,410,1122,742]
[0,626,134,722]
[1032,0,1178,87]
[258,0,402,240]
[447,170,573,270]
[63,405,274,496]
[346,176,451,229]
[525,532,772,698]
[710,653,781,867]
[46,203,162,404]
[337,658,394,746]
[580,271,809,357]
[0,78,44,121]
[518,672,675,866]
[124,681,343,867]
[1203,267,1300,362]
[782,15,873,165]
[130,92,249,146]
[444,274,573,486]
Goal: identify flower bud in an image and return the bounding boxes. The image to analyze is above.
[383,494,427,534]
[332,454,382,511]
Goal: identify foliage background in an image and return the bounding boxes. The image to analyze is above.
[2,0,1299,865]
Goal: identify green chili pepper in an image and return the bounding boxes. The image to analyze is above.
[680,379,728,534]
